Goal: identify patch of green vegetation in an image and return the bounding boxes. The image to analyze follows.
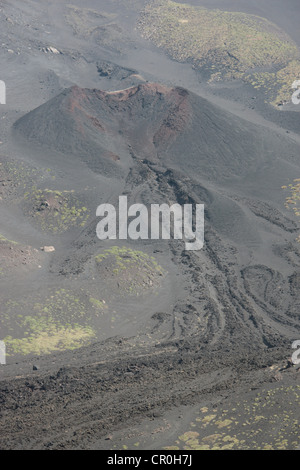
[24,187,90,233]
[1,160,39,187]
[4,321,95,356]
[163,384,300,450]
[245,60,300,106]
[0,160,42,202]
[96,246,161,269]
[89,297,105,309]
[1,159,89,233]
[1,289,107,356]
[95,246,165,295]
[139,0,299,104]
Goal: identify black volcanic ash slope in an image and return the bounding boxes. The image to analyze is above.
[14,82,297,183]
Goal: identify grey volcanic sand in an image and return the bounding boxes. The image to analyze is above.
[0,0,300,450]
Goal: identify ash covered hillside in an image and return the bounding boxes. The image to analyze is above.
[14,83,299,184]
